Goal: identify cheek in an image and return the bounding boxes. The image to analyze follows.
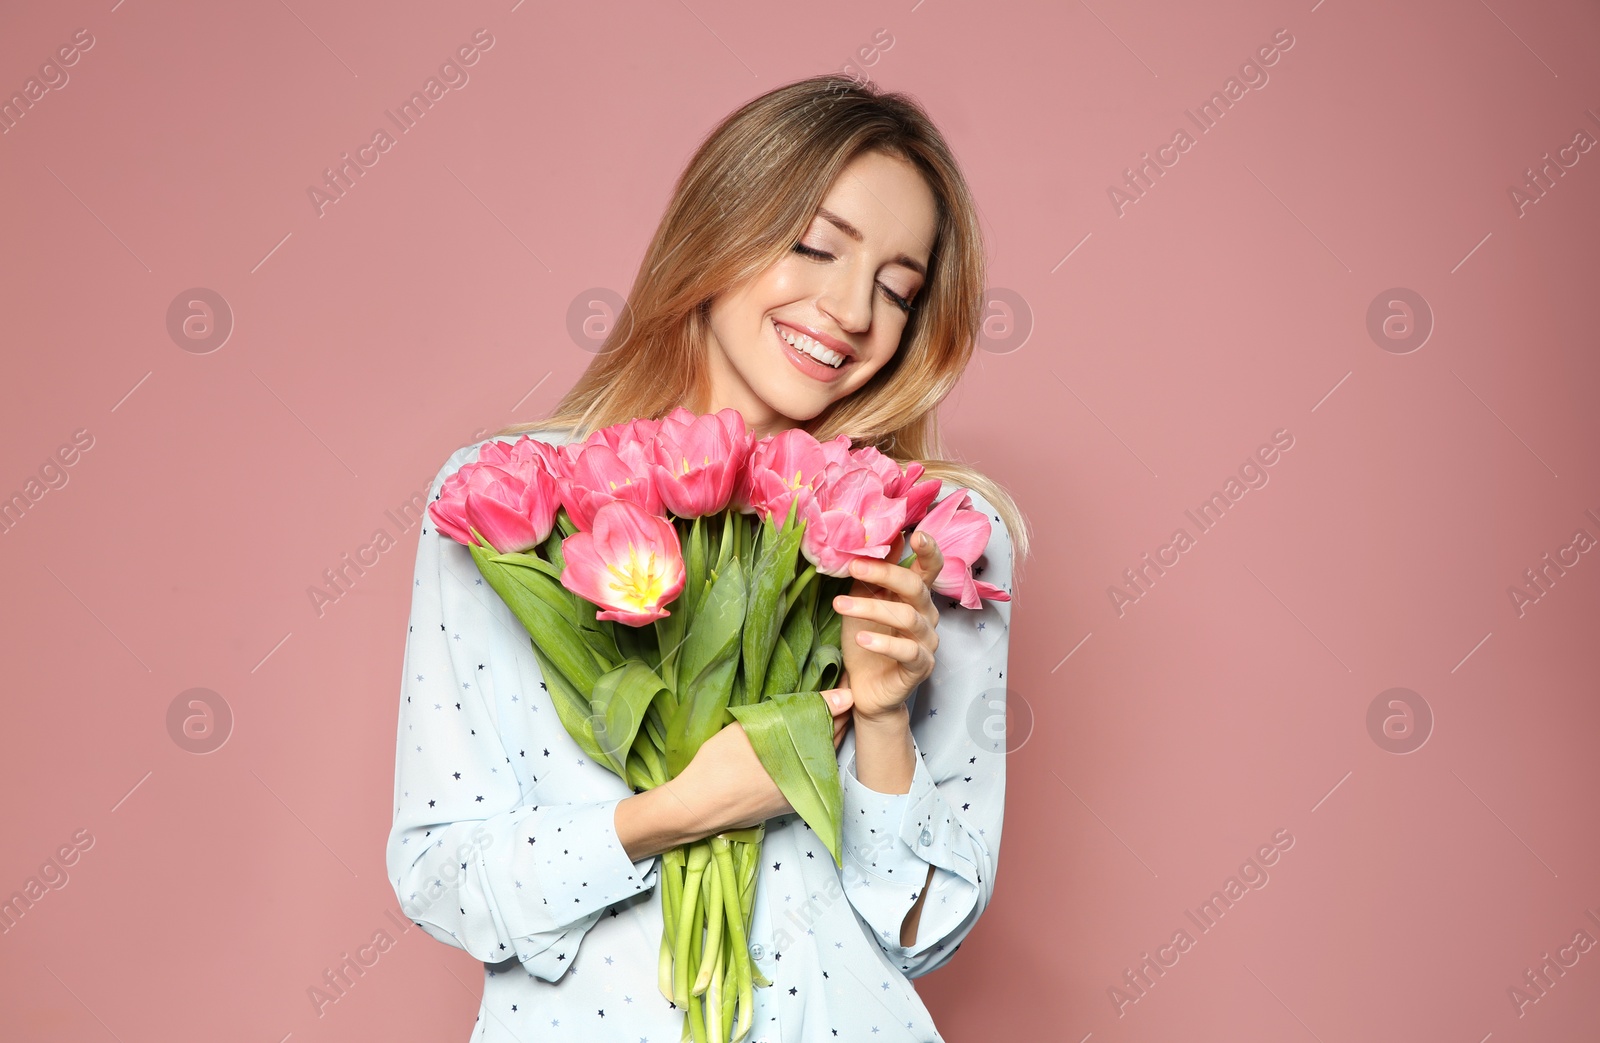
[865,325,907,368]
[762,262,812,300]
[711,288,763,348]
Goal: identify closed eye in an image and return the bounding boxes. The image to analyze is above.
[792,243,916,313]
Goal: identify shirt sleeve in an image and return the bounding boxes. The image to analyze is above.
[835,485,1014,978]
[385,441,660,983]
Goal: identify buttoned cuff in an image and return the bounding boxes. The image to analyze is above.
[840,737,948,885]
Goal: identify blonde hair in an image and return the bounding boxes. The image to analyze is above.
[498,74,1032,579]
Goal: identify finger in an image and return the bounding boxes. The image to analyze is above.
[851,628,923,664]
[847,554,927,603]
[834,593,923,636]
[909,531,945,586]
[831,706,853,748]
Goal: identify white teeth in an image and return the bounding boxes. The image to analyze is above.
[775,322,845,368]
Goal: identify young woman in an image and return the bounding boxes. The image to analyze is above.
[386,74,1030,1043]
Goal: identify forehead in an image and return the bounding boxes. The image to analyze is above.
[814,152,937,261]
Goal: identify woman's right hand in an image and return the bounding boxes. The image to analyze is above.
[672,687,855,834]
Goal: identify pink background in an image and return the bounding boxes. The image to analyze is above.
[3,0,1599,1039]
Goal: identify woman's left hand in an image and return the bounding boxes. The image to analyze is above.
[834,530,944,722]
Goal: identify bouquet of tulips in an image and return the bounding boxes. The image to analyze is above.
[427,407,1011,1043]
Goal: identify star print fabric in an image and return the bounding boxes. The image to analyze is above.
[385,428,1014,1043]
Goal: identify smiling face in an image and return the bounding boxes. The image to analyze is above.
[700,149,939,440]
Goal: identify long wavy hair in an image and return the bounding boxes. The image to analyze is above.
[496,73,1032,578]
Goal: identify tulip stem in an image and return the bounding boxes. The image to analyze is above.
[655,616,686,698]
[662,845,681,944]
[659,919,676,1004]
[783,563,818,620]
[693,852,723,996]
[713,837,754,1039]
[674,840,709,1009]
[705,910,727,1043]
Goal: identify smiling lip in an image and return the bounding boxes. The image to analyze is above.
[773,318,851,382]
[773,319,855,360]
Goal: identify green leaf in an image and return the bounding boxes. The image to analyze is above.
[683,513,708,620]
[636,738,667,787]
[741,497,804,700]
[486,548,564,582]
[673,557,745,697]
[625,750,652,791]
[814,585,844,652]
[714,507,735,575]
[490,555,623,669]
[613,620,648,665]
[644,707,667,754]
[653,607,687,696]
[778,577,817,686]
[541,523,567,566]
[590,659,670,779]
[665,559,747,777]
[469,543,603,692]
[798,578,839,683]
[726,690,843,866]
[668,655,740,778]
[762,636,799,699]
[799,642,841,693]
[491,537,625,657]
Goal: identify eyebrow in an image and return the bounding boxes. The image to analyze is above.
[816,206,928,278]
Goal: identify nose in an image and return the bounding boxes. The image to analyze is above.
[816,266,873,335]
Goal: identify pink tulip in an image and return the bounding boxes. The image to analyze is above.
[558,499,686,625]
[428,442,562,553]
[552,416,663,486]
[565,415,664,459]
[647,406,752,518]
[912,489,1012,608]
[737,427,852,526]
[476,435,561,477]
[841,444,942,527]
[799,466,909,577]
[557,438,663,532]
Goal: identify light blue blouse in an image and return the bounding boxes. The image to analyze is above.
[386,427,1015,1043]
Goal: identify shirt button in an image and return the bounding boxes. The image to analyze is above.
[749,942,765,960]
[918,828,933,846]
